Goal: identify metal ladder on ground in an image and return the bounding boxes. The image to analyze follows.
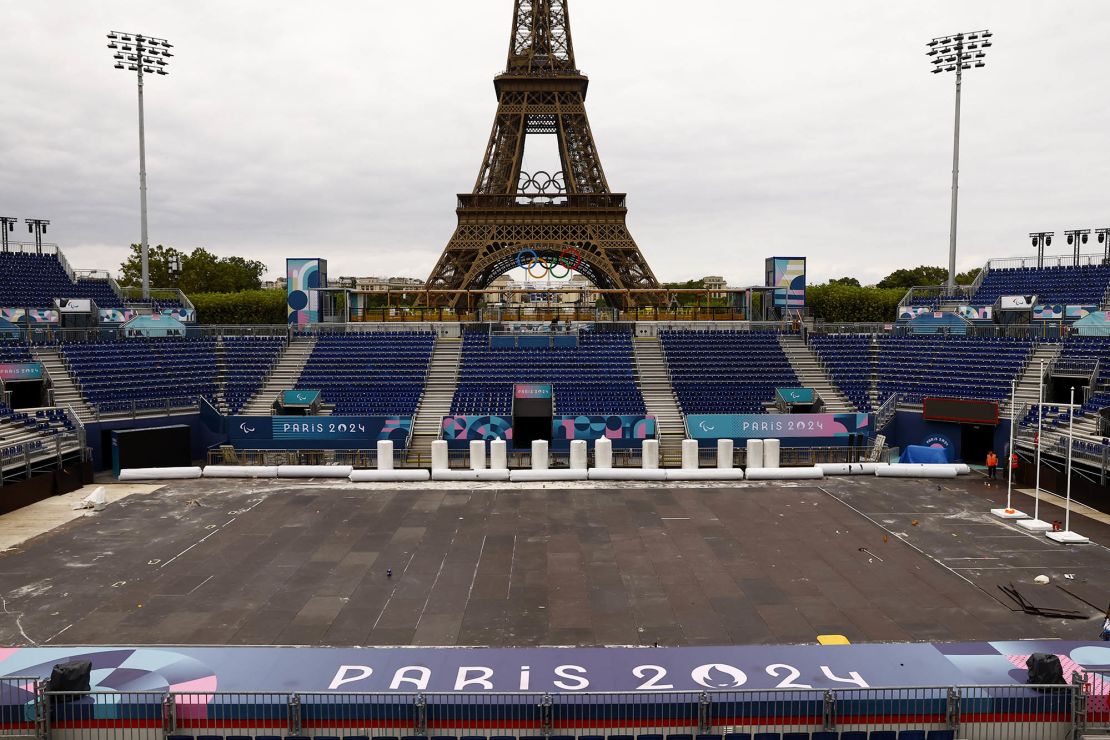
[240,335,317,415]
[777,335,856,413]
[633,336,685,466]
[407,336,463,464]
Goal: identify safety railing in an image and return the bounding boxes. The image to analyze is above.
[0,432,83,484]
[22,684,1091,740]
[874,393,898,433]
[987,251,1109,270]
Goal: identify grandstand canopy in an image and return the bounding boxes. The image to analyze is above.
[121,314,186,337]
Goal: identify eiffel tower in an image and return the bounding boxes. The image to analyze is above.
[423,0,660,308]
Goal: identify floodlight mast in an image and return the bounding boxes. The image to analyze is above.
[1030,231,1053,269]
[107,31,173,300]
[928,29,992,292]
[0,216,18,251]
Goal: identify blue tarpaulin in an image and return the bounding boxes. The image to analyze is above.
[901,444,951,464]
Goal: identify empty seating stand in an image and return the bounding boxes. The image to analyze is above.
[61,337,218,413]
[161,732,957,740]
[971,263,1110,306]
[875,336,1032,406]
[661,330,799,415]
[0,250,123,308]
[809,334,874,412]
[297,331,434,416]
[222,336,287,413]
[450,329,645,416]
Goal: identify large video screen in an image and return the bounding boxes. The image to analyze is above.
[923,397,999,425]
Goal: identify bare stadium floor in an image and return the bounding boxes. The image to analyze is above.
[0,475,1106,647]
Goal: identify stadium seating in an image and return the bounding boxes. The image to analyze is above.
[875,336,1033,406]
[661,330,798,415]
[158,733,956,740]
[222,336,287,414]
[0,340,34,363]
[450,329,645,416]
[61,337,218,413]
[970,264,1110,306]
[809,334,874,412]
[0,251,123,308]
[297,331,434,416]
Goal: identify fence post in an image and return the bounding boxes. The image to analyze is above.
[822,690,836,731]
[415,693,428,736]
[288,693,302,736]
[1072,671,1088,737]
[162,693,177,735]
[697,691,711,734]
[945,687,960,732]
[33,680,47,740]
[540,693,553,737]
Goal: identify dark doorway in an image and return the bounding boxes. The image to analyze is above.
[1048,375,1087,405]
[961,424,995,465]
[7,380,45,410]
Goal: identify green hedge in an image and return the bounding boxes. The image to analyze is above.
[807,283,905,323]
[189,289,287,325]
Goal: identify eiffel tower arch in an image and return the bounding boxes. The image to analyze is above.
[424,0,661,308]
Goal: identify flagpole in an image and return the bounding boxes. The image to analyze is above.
[1019,361,1052,531]
[993,379,1028,519]
[1047,384,1089,544]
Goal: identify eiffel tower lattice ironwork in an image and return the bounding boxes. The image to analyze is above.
[423,0,661,307]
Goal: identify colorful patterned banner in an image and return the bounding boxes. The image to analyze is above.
[1,308,58,324]
[687,413,872,440]
[0,362,44,381]
[514,383,553,399]
[765,257,806,309]
[1066,305,1098,319]
[287,258,327,326]
[442,415,655,449]
[1033,304,1064,320]
[956,305,993,321]
[228,415,411,449]
[897,306,932,321]
[99,308,136,324]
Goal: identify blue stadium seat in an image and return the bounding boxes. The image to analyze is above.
[723,733,752,740]
[811,733,838,740]
[0,250,125,308]
[925,732,955,740]
[897,732,927,740]
[839,733,867,740]
[868,732,897,740]
[695,734,723,740]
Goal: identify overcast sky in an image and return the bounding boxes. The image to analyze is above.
[1,1,1108,287]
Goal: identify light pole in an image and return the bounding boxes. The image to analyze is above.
[0,217,16,252]
[24,219,50,252]
[1064,229,1090,267]
[1096,228,1110,264]
[928,30,992,291]
[1030,231,1054,269]
[107,31,173,300]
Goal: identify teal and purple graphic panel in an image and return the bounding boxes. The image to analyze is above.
[1066,305,1098,320]
[765,256,806,309]
[554,415,656,448]
[957,305,993,321]
[0,362,43,381]
[0,308,58,324]
[99,308,136,324]
[688,413,872,441]
[898,306,932,321]
[157,307,196,323]
[514,383,553,399]
[775,388,816,404]
[442,415,514,446]
[287,258,328,326]
[228,415,411,449]
[1033,304,1064,320]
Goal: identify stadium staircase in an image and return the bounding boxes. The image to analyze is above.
[633,336,685,465]
[407,335,462,463]
[240,335,316,415]
[1010,342,1063,415]
[778,335,856,412]
[29,346,95,423]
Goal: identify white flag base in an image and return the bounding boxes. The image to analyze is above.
[991,507,1029,520]
[1045,530,1090,545]
[1016,518,1054,532]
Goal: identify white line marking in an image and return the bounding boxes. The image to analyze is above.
[188,575,215,594]
[0,595,36,645]
[506,535,517,600]
[413,526,460,633]
[160,497,266,569]
[371,550,418,633]
[44,624,72,644]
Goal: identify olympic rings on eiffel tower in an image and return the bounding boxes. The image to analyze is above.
[518,170,566,195]
[515,247,584,280]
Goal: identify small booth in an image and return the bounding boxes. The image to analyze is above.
[121,314,187,338]
[272,389,323,416]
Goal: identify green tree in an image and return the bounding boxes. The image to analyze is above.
[829,277,861,287]
[956,268,982,285]
[807,283,905,323]
[118,244,266,293]
[876,266,950,290]
[189,289,288,324]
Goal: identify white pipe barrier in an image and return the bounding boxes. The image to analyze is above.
[202,466,278,479]
[377,440,394,470]
[594,438,613,469]
[469,440,486,471]
[569,440,588,470]
[431,440,449,471]
[490,439,508,471]
[664,469,745,481]
[817,463,888,476]
[746,439,764,469]
[119,467,202,481]
[681,439,699,469]
[433,469,510,481]
[745,466,825,481]
[350,469,431,482]
[532,439,549,470]
[763,439,781,469]
[642,439,660,469]
[277,465,354,479]
[589,468,667,481]
[510,469,588,482]
[717,439,734,469]
[877,464,959,479]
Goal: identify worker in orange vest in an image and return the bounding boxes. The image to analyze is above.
[986,451,998,479]
[1011,452,1019,472]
